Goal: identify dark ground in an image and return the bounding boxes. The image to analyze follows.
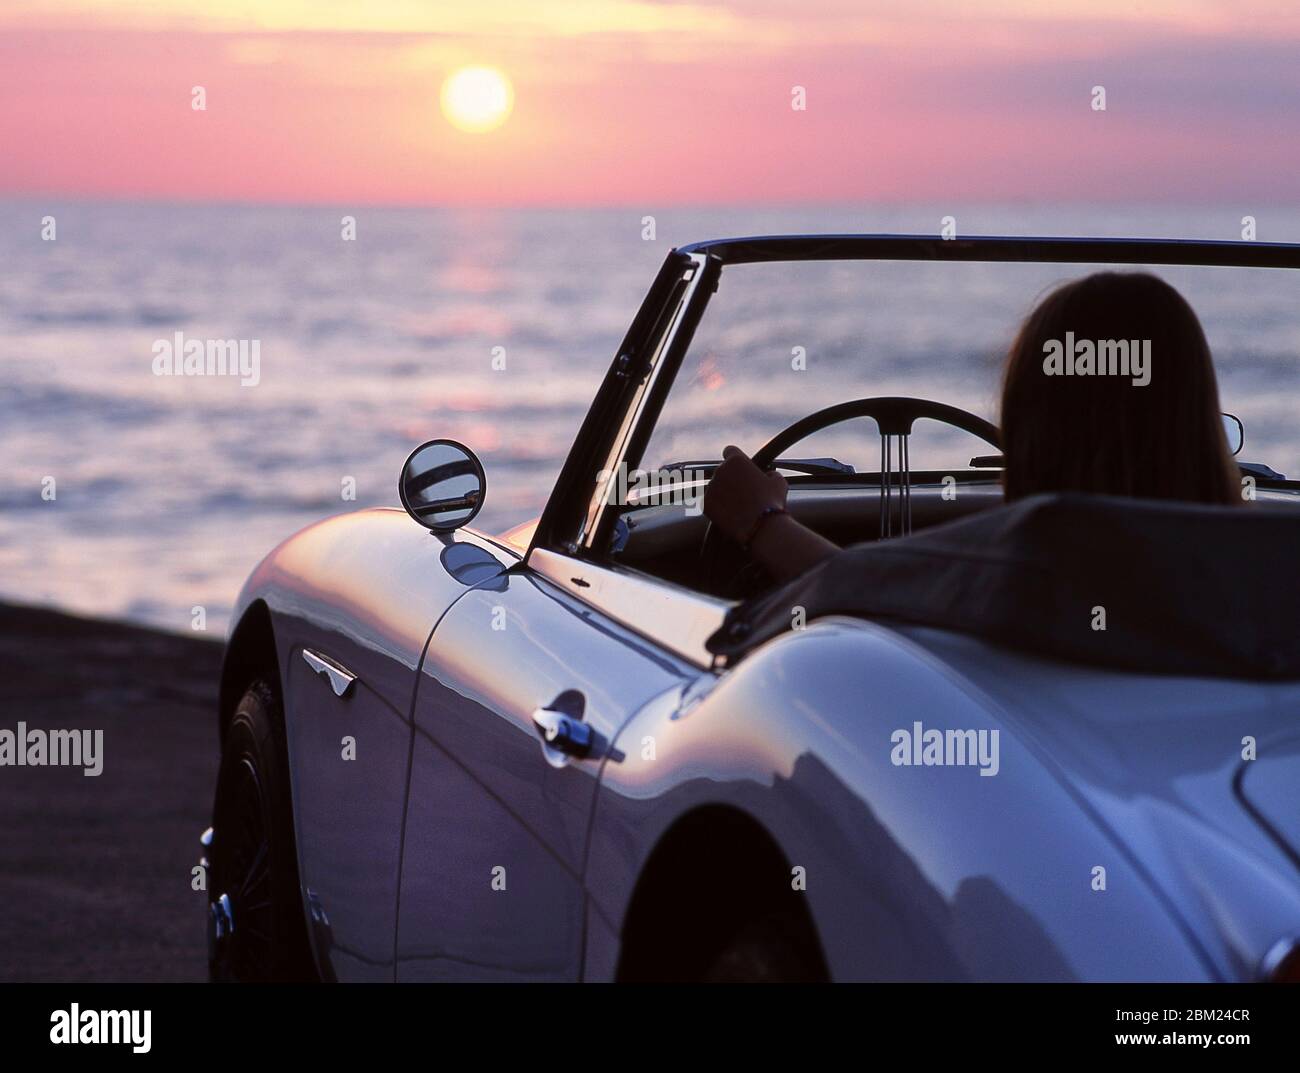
[0,602,223,982]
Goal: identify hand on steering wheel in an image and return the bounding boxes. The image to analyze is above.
[702,445,789,545]
[698,397,1001,596]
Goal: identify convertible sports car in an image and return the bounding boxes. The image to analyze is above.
[207,235,1300,982]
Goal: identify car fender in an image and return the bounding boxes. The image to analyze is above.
[587,617,1217,982]
[220,507,512,737]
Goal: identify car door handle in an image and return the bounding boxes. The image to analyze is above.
[531,707,593,762]
[302,648,357,698]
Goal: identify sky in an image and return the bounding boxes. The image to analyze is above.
[1,0,1298,206]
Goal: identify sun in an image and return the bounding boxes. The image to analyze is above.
[440,66,514,134]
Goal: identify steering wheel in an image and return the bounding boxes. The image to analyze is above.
[699,396,1001,593]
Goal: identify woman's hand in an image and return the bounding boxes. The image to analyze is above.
[703,445,789,544]
[703,445,840,583]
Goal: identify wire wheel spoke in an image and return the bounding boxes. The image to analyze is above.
[238,840,270,900]
[212,751,279,981]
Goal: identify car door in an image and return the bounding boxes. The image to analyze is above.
[395,550,713,981]
[285,641,415,982]
[272,514,511,981]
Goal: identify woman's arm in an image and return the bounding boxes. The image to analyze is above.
[702,445,840,584]
[747,509,840,583]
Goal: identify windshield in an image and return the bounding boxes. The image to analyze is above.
[642,258,1300,481]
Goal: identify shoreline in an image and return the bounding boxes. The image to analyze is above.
[0,601,223,981]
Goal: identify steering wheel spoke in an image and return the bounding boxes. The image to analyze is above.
[754,398,998,542]
[879,431,915,538]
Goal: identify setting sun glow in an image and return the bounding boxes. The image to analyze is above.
[440,66,514,133]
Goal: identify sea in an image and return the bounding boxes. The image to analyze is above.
[2,200,1297,634]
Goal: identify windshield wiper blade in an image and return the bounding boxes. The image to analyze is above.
[661,456,856,477]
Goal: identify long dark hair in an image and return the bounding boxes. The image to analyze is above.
[1000,271,1240,505]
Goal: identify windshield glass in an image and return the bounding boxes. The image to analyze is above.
[641,258,1300,481]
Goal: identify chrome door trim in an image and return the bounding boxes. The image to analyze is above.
[578,251,713,553]
[528,547,730,669]
[301,648,358,697]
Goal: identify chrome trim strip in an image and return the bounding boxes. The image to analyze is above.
[579,252,711,552]
[301,648,357,698]
[528,547,730,669]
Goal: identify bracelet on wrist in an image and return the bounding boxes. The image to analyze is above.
[741,505,787,550]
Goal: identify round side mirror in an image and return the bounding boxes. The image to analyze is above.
[398,439,486,531]
[1222,413,1244,457]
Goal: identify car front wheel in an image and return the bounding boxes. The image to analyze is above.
[208,679,316,982]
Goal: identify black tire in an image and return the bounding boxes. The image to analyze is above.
[209,679,317,982]
[702,912,828,983]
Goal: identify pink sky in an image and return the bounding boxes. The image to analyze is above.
[2,1,1298,206]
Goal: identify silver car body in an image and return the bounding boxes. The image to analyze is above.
[219,236,1300,981]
